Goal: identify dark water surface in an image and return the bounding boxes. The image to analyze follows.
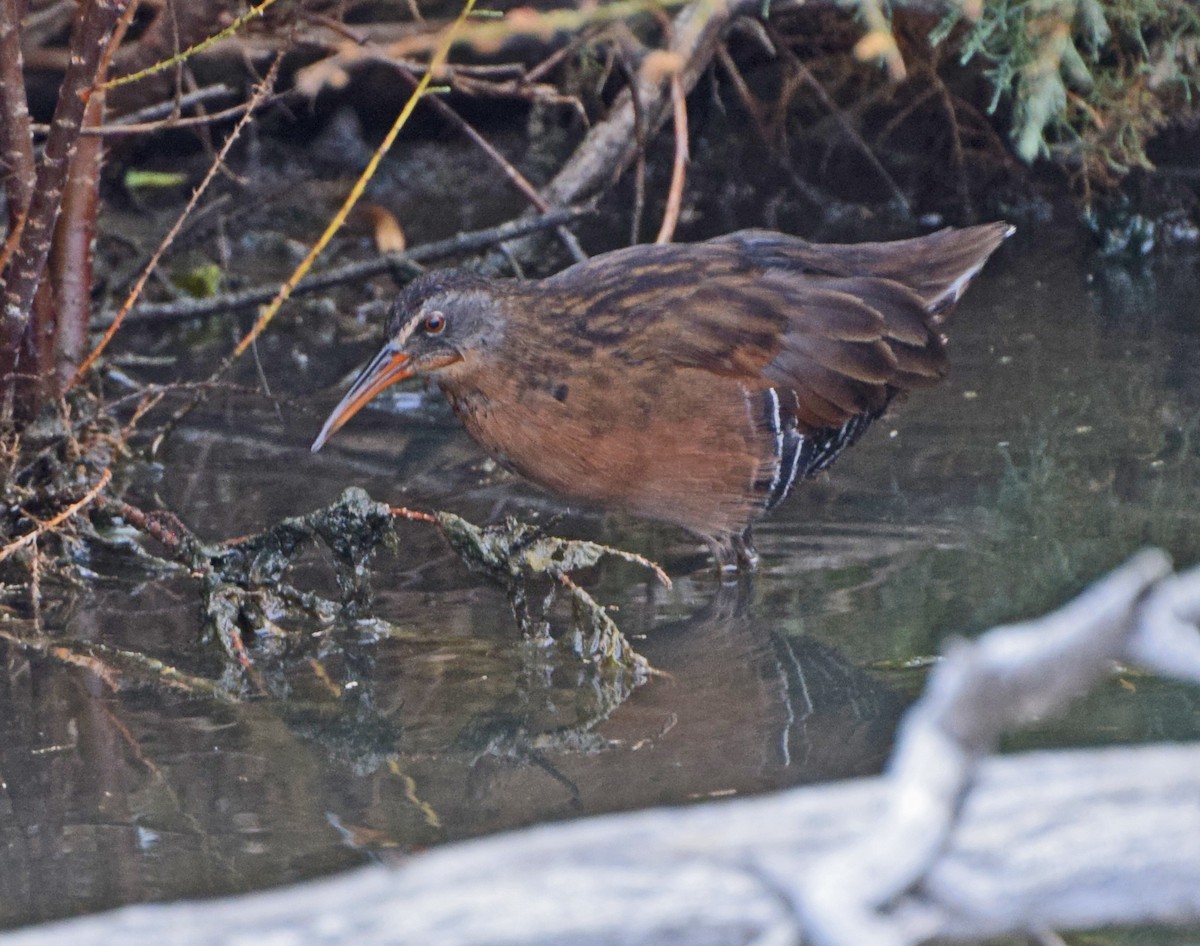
[3,223,1200,929]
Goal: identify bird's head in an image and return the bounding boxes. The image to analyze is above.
[311,269,507,452]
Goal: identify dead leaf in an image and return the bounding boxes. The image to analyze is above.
[364,204,407,254]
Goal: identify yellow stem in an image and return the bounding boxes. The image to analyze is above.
[230,0,478,362]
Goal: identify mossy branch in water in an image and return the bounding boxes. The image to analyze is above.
[173,487,661,681]
[937,0,1200,181]
[196,487,396,659]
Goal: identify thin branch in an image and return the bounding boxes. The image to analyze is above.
[227,0,479,364]
[92,207,589,329]
[0,468,113,564]
[100,0,280,90]
[109,82,237,125]
[715,43,771,143]
[932,72,973,219]
[392,66,587,263]
[70,57,282,388]
[133,1,479,456]
[73,100,259,137]
[31,87,273,137]
[483,0,761,270]
[615,50,648,244]
[654,68,689,244]
[782,43,912,215]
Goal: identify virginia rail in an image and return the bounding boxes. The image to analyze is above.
[312,224,1011,570]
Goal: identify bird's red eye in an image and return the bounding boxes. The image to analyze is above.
[423,311,446,335]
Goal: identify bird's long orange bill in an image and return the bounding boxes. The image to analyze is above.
[311,345,412,452]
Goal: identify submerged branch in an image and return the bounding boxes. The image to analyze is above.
[73,58,283,386]
[398,506,667,677]
[0,625,231,701]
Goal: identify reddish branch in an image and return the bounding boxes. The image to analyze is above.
[49,94,105,393]
[71,57,282,388]
[46,2,139,394]
[654,69,689,244]
[0,0,36,231]
[1,0,132,417]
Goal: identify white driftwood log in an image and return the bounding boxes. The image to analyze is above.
[3,550,1200,946]
[1,743,1197,946]
[795,548,1200,946]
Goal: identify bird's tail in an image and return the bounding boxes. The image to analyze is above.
[716,222,1014,316]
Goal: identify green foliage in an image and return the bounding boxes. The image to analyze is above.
[170,262,222,298]
[937,0,1200,182]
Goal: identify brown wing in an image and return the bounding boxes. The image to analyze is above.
[542,241,754,352]
[544,224,1009,429]
[549,258,947,435]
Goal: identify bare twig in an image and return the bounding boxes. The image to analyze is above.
[526,24,606,83]
[109,83,237,126]
[780,42,912,215]
[72,98,265,137]
[93,207,589,328]
[101,0,279,91]
[615,51,649,244]
[71,57,282,387]
[226,0,478,366]
[545,0,741,204]
[484,0,763,270]
[0,468,113,564]
[714,43,771,143]
[932,72,973,219]
[391,65,587,263]
[654,68,690,244]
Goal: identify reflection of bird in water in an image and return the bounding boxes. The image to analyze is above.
[444,579,907,831]
[313,225,1012,570]
[618,581,907,783]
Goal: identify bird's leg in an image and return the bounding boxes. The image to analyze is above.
[733,526,760,572]
[704,534,739,577]
[706,527,759,578]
